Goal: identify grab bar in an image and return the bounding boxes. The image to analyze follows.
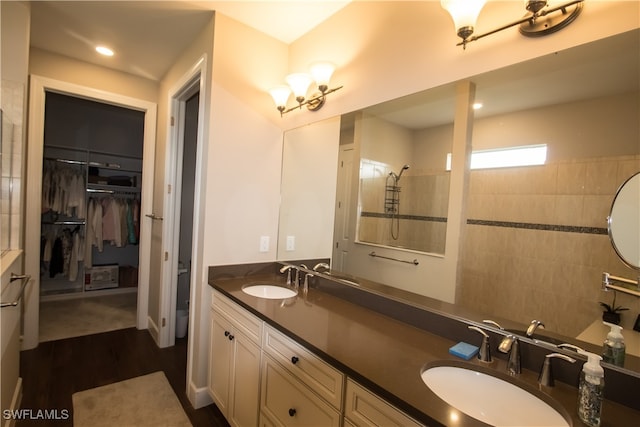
[1,273,31,308]
[369,251,419,265]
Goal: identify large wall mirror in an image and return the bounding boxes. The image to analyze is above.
[277,29,640,374]
[352,85,455,255]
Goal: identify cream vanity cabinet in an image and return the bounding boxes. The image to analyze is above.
[344,379,424,427]
[209,291,425,427]
[260,325,343,426]
[208,290,263,427]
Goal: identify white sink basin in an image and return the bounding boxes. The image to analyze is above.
[421,365,569,426]
[242,284,297,299]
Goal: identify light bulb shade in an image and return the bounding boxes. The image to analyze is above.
[441,0,486,37]
[309,61,335,91]
[285,73,313,100]
[269,85,291,109]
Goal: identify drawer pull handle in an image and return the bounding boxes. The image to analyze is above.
[291,356,299,365]
[224,331,230,337]
[288,408,296,417]
[228,334,234,341]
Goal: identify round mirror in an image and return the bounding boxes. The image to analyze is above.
[608,172,640,269]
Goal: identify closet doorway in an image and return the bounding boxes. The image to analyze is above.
[24,76,157,350]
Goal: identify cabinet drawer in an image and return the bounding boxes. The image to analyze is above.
[212,290,262,345]
[263,325,344,410]
[345,379,424,427]
[260,355,341,427]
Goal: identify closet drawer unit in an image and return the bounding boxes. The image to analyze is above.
[260,355,341,427]
[344,379,424,427]
[263,325,344,410]
[212,290,262,346]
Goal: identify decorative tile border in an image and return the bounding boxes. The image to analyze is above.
[360,211,448,223]
[467,219,608,235]
[360,212,609,234]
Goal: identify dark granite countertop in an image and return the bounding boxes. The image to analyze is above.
[208,271,639,427]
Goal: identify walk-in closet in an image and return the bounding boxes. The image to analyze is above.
[39,92,143,340]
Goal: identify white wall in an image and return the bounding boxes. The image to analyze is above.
[279,1,639,130]
[187,12,287,405]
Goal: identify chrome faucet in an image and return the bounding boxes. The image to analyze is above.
[538,353,576,387]
[498,335,521,375]
[313,262,330,273]
[279,265,297,287]
[468,326,492,363]
[526,319,545,337]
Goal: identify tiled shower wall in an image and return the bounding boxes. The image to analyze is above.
[359,170,450,254]
[1,79,24,252]
[459,155,640,337]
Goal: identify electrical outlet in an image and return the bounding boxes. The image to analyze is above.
[259,236,270,252]
[286,235,295,251]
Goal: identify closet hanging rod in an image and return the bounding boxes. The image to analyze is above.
[46,157,122,169]
[369,251,419,265]
[45,144,142,161]
[87,188,114,194]
[43,220,86,226]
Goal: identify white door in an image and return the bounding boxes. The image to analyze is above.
[23,75,157,350]
[156,57,207,348]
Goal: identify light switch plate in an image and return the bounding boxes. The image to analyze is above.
[259,236,269,252]
[286,235,295,251]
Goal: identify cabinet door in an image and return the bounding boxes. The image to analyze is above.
[209,309,232,415]
[228,333,261,427]
[261,355,341,427]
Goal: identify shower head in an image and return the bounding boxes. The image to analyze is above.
[396,164,410,180]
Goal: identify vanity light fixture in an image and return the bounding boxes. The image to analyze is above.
[269,61,343,116]
[441,0,584,49]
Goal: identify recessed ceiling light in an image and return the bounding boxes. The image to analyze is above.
[473,102,483,110]
[96,46,114,57]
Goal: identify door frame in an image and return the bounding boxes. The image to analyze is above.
[158,55,207,348]
[23,75,157,350]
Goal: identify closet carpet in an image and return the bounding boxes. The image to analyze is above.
[39,291,137,342]
[18,328,230,427]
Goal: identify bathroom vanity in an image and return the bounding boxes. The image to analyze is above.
[208,263,640,426]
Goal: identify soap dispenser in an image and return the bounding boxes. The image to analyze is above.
[602,321,625,367]
[577,350,604,427]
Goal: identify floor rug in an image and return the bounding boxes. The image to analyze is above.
[39,291,137,342]
[72,371,192,427]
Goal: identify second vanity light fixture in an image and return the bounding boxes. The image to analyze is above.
[269,61,343,116]
[441,0,584,49]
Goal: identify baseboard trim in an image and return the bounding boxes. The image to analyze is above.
[188,381,213,409]
[147,316,159,346]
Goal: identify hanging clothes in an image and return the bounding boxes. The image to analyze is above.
[42,160,86,219]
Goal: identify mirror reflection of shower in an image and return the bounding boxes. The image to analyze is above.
[385,165,409,240]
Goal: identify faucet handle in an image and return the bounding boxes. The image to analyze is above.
[468,326,492,363]
[482,319,503,330]
[557,343,584,353]
[538,353,576,387]
[279,265,297,286]
[301,273,313,294]
[498,335,521,375]
[526,319,545,337]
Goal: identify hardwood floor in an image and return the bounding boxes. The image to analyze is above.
[18,327,230,427]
